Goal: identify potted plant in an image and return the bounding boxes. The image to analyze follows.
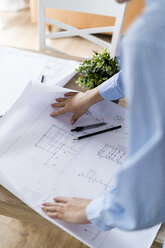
[75,49,119,90]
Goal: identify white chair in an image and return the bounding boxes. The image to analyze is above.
[38,0,127,58]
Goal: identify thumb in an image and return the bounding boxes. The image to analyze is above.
[71,114,79,125]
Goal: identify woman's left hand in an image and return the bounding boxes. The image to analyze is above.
[41,196,91,224]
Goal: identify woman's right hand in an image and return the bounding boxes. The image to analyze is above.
[50,87,103,125]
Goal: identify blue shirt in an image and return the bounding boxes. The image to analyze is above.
[87,0,165,232]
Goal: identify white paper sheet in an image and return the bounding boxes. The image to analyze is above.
[0,83,160,248]
[0,46,79,115]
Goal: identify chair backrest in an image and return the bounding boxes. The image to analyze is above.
[38,0,127,58]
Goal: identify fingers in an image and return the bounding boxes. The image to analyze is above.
[64,92,77,97]
[41,200,67,220]
[42,201,65,207]
[55,92,77,103]
[41,205,64,214]
[44,212,64,220]
[50,108,66,117]
[55,97,67,102]
[71,114,79,125]
[42,202,55,207]
[54,196,69,203]
[51,102,65,108]
[51,97,68,117]
[41,197,91,223]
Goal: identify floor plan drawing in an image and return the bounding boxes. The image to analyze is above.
[35,124,85,166]
[97,143,126,165]
[78,170,114,194]
[0,84,160,248]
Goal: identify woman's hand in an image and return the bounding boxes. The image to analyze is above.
[51,92,91,125]
[50,87,104,125]
[41,196,91,224]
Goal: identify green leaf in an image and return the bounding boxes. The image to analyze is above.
[75,49,119,89]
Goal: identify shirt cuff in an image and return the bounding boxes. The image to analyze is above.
[86,195,114,231]
[99,72,124,101]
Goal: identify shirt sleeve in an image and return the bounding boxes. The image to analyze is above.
[99,71,125,101]
[86,39,165,231]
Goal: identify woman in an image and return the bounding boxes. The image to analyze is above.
[42,0,165,240]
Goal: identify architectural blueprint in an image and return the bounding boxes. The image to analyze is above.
[0,46,79,115]
[0,83,160,248]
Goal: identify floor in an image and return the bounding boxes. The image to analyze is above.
[0,7,162,248]
[0,8,109,57]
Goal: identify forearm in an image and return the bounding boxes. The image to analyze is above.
[84,70,125,107]
[99,71,125,101]
[85,86,104,107]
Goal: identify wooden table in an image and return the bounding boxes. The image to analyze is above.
[0,49,164,248]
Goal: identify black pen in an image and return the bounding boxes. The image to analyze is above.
[74,125,122,140]
[71,122,106,132]
[41,75,45,83]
